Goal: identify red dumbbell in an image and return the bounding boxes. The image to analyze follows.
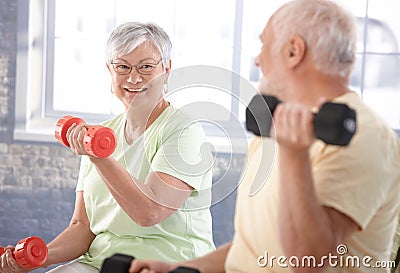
[0,236,48,269]
[55,115,117,158]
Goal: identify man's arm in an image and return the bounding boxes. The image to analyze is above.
[278,148,358,269]
[274,103,359,273]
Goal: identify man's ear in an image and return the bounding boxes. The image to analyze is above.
[286,35,306,68]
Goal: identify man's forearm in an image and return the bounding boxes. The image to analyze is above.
[278,148,336,263]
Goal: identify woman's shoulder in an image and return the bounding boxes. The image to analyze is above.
[100,112,126,129]
[159,104,204,133]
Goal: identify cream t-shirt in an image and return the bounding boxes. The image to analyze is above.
[226,92,400,273]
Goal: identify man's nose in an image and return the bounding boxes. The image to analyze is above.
[254,54,260,67]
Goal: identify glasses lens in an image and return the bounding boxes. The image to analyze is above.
[113,63,131,75]
[112,59,162,75]
[137,63,157,75]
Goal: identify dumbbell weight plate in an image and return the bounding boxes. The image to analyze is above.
[13,236,48,269]
[314,102,357,146]
[83,125,117,158]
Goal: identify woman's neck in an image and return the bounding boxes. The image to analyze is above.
[124,99,169,144]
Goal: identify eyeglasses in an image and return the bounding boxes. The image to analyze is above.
[110,59,163,75]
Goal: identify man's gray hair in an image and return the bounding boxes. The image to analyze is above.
[272,0,357,78]
[106,22,172,66]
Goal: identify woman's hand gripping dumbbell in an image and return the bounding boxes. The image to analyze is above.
[55,116,117,158]
[0,236,48,270]
[246,94,357,146]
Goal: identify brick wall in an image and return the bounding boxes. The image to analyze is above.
[0,2,84,272]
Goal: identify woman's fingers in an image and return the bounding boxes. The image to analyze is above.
[66,123,88,155]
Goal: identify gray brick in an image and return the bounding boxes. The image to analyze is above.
[0,143,7,153]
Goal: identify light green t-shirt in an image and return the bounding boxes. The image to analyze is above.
[76,105,215,269]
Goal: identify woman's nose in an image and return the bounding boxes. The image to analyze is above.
[127,71,143,84]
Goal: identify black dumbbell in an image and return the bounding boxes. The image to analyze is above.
[100,254,133,273]
[100,254,200,273]
[246,94,357,146]
[170,267,200,273]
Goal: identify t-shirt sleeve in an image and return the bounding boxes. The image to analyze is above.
[313,134,390,230]
[150,122,213,191]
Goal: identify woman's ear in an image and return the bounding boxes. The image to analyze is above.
[165,59,172,74]
[106,63,112,73]
[286,35,306,68]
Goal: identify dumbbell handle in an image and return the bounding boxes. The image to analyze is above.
[170,266,200,273]
[246,95,357,146]
[55,115,117,158]
[0,236,48,269]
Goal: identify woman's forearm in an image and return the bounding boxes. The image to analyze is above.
[44,221,95,268]
[89,157,177,226]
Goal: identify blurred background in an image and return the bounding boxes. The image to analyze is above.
[1,0,399,272]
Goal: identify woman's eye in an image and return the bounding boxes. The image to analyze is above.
[140,64,154,70]
[117,64,130,70]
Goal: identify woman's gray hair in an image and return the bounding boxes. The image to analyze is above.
[106,22,172,66]
[272,0,357,78]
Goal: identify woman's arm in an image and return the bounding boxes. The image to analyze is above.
[66,122,198,227]
[0,192,95,273]
[89,157,193,226]
[44,191,95,267]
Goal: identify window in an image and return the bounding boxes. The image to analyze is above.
[15,0,400,144]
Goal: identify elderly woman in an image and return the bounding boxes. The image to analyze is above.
[0,22,215,273]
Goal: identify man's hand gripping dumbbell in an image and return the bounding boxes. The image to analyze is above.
[55,115,117,158]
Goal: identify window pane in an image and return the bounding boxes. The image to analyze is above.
[55,0,114,37]
[52,0,235,118]
[363,55,400,129]
[53,0,118,115]
[173,0,234,69]
[368,0,400,53]
[114,0,175,34]
[52,39,113,114]
[240,0,291,83]
[349,53,363,94]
